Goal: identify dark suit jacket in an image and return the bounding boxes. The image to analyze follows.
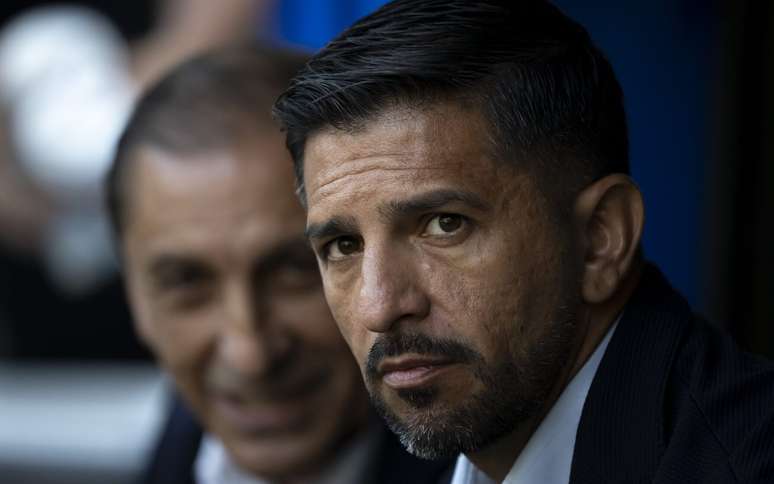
[439,265,774,483]
[140,398,451,484]
[571,265,774,483]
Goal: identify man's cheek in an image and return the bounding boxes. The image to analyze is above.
[342,316,372,367]
[325,298,357,350]
[346,324,370,366]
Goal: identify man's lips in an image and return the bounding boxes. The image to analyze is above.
[207,369,330,433]
[213,394,309,434]
[378,356,456,389]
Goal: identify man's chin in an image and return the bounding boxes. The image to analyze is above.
[223,430,332,481]
[369,383,533,460]
[369,388,467,459]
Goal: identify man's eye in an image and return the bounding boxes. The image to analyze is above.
[271,259,321,292]
[423,214,465,236]
[156,265,210,290]
[326,236,362,261]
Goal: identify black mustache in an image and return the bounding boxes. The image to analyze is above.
[365,332,480,381]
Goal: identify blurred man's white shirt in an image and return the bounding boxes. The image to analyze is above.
[195,428,379,484]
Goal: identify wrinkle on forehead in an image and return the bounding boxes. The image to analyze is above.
[313,163,454,201]
[305,103,491,206]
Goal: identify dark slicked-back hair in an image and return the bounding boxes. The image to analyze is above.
[106,44,309,237]
[273,0,628,207]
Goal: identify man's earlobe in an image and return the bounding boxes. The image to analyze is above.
[574,174,644,304]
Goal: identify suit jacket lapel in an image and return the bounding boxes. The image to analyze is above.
[570,265,691,484]
[141,396,202,484]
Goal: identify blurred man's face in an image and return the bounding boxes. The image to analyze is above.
[122,132,369,479]
[303,103,584,458]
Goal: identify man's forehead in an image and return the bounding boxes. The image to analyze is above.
[305,108,438,167]
[132,137,294,196]
[303,103,494,203]
[125,154,319,299]
[125,143,303,239]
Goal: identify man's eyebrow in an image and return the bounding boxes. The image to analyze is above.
[305,215,359,242]
[147,253,201,276]
[379,188,491,221]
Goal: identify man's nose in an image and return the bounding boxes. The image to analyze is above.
[355,244,430,333]
[217,281,288,376]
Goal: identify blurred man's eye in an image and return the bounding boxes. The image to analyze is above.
[273,262,320,291]
[266,250,321,293]
[147,261,214,313]
[152,263,212,292]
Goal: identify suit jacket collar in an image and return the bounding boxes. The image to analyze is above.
[569,264,691,484]
[142,396,201,484]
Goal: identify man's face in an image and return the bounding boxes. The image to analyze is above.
[122,133,368,478]
[303,103,585,458]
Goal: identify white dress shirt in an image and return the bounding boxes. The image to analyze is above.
[194,427,378,484]
[450,317,619,484]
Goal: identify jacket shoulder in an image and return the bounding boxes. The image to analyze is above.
[662,315,774,482]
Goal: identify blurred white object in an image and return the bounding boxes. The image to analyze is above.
[0,6,136,199]
[0,363,168,484]
[0,6,137,294]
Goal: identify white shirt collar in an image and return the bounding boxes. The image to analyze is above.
[194,426,378,484]
[451,316,620,484]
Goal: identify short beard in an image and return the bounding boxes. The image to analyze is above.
[365,311,578,459]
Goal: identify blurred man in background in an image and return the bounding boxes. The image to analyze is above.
[107,45,451,484]
[0,0,273,359]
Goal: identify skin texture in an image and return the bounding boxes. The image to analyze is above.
[302,102,644,481]
[122,132,369,481]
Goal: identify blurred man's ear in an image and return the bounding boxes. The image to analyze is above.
[573,174,644,304]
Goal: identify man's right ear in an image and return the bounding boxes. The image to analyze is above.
[573,174,645,304]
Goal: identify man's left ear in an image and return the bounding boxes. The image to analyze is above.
[573,174,644,304]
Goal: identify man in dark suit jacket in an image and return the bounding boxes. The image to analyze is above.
[107,46,450,484]
[272,1,774,483]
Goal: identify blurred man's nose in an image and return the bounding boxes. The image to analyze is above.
[216,280,286,376]
[355,243,430,333]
